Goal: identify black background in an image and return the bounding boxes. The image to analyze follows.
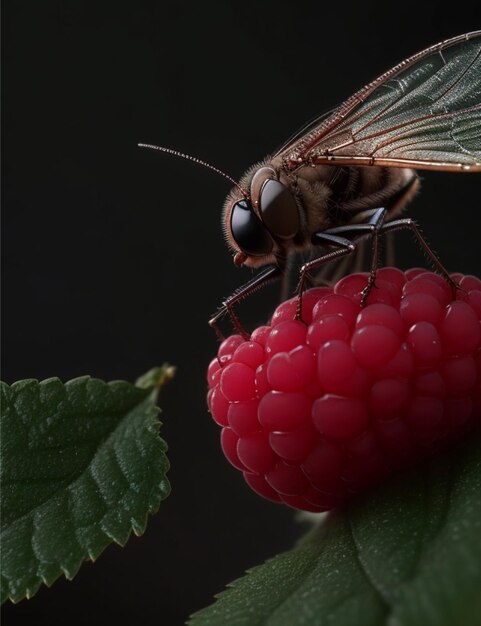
[2,3,480,625]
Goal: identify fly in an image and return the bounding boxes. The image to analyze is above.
[140,31,481,338]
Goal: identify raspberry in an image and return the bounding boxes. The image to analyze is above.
[207,269,481,512]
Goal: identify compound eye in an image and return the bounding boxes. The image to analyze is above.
[259,179,299,238]
[230,199,273,256]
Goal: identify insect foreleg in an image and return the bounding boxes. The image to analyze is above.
[296,208,390,319]
[209,265,283,339]
[319,208,390,304]
[296,233,356,321]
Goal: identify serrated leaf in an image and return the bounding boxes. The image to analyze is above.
[0,371,171,604]
[189,434,481,626]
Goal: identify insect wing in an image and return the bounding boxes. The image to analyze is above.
[278,32,481,171]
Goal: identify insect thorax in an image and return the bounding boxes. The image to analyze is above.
[288,162,419,234]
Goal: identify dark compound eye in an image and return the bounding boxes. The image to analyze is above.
[230,199,273,256]
[259,179,299,238]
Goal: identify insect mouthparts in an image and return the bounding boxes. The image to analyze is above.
[234,252,247,266]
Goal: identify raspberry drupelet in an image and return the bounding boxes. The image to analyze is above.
[207,268,481,512]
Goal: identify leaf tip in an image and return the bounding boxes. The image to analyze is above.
[135,364,176,390]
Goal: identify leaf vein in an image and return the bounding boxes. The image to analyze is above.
[346,512,392,617]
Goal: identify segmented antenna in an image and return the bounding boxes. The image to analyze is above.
[138,143,248,197]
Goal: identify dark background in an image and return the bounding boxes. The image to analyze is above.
[2,2,480,625]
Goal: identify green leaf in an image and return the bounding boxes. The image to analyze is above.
[189,434,481,626]
[0,368,172,604]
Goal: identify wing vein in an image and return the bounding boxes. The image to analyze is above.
[275,31,481,170]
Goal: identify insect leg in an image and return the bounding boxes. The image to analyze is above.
[380,217,458,291]
[313,208,388,305]
[296,233,356,321]
[209,265,283,339]
[360,207,386,304]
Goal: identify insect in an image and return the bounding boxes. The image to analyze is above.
[140,31,481,338]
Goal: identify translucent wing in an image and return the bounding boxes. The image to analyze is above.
[277,32,481,171]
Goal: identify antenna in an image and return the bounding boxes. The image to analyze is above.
[138,143,248,197]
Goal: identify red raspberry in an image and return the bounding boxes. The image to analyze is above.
[207,268,481,512]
